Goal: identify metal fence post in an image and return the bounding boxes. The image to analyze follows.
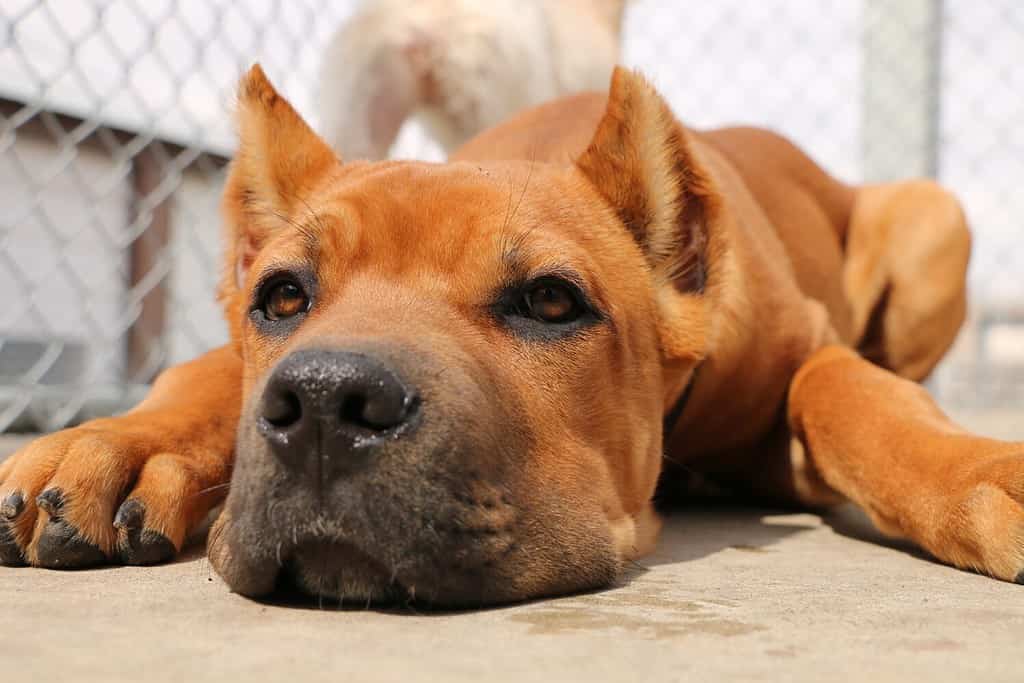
[862,0,957,397]
[126,145,173,383]
[862,0,944,181]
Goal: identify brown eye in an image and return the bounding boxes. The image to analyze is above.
[524,282,580,323]
[262,280,309,321]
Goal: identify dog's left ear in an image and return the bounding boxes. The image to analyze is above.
[577,67,721,362]
[221,64,339,292]
[577,67,720,294]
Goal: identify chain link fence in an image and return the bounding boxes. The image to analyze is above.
[1,0,1021,432]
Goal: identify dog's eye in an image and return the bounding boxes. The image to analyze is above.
[495,274,599,337]
[522,281,581,323]
[261,280,310,321]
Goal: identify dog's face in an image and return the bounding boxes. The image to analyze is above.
[208,66,717,606]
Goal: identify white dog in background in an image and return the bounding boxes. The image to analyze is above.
[318,0,626,160]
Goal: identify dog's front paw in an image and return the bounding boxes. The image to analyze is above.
[0,419,229,568]
[926,446,1024,584]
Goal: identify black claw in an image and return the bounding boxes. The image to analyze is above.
[114,499,177,565]
[0,521,26,567]
[1015,569,1024,585]
[36,488,65,519]
[35,518,106,569]
[113,499,144,531]
[1,491,24,520]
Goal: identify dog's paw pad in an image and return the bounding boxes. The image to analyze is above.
[114,499,177,566]
[35,517,106,569]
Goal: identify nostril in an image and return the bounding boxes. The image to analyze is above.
[263,389,302,428]
[340,390,417,431]
[339,393,369,427]
[361,393,404,429]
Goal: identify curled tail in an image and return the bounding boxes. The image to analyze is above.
[317,2,427,160]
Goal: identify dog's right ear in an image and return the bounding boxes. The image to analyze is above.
[221,65,339,294]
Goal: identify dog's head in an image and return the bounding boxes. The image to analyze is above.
[208,65,721,607]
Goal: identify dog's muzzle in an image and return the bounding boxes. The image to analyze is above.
[209,343,620,607]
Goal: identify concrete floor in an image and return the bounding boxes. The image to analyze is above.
[2,411,1023,682]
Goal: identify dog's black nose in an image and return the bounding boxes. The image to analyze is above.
[259,349,418,467]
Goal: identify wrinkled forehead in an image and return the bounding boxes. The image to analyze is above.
[254,160,627,300]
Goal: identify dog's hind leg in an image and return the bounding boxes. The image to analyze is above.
[789,345,1024,584]
[0,345,241,568]
[843,180,971,381]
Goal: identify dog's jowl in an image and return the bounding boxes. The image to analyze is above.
[3,64,1023,606]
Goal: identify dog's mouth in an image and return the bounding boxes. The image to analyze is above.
[279,540,409,606]
[222,528,519,609]
[208,479,525,608]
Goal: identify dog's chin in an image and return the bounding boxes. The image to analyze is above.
[282,542,407,606]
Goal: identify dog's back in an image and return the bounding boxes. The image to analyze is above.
[455,93,968,382]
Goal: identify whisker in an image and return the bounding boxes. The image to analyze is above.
[195,482,231,497]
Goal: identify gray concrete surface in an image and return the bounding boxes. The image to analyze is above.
[1,412,1023,682]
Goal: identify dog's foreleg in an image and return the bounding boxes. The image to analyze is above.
[788,345,1024,583]
[0,345,242,567]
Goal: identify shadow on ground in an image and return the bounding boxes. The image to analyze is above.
[640,503,817,569]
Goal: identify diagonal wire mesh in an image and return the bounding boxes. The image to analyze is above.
[0,0,1021,432]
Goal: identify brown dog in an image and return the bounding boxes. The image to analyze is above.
[1,64,1021,606]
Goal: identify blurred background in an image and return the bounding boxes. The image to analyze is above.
[0,0,1020,433]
